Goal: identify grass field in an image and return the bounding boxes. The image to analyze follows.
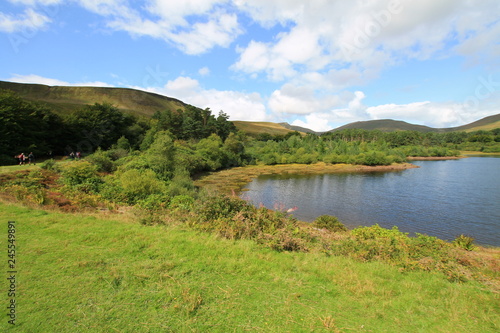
[1,202,498,332]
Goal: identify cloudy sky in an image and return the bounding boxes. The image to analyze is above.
[1,0,499,131]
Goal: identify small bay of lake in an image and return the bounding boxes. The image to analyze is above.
[241,157,500,247]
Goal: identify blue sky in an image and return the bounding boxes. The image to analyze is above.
[1,0,499,131]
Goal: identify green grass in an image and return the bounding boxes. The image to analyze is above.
[1,202,498,332]
[0,165,39,175]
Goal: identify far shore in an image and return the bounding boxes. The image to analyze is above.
[195,162,419,194]
[407,156,464,161]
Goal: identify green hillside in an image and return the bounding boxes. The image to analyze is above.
[332,119,435,132]
[330,115,500,133]
[446,113,500,132]
[0,80,187,117]
[279,122,318,134]
[233,121,306,136]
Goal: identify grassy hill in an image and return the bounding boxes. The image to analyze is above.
[232,121,308,136]
[446,113,500,132]
[330,115,500,133]
[1,201,498,332]
[332,119,436,132]
[0,80,187,117]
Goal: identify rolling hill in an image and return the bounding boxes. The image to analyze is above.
[0,80,187,117]
[446,113,500,132]
[331,119,436,133]
[1,80,498,134]
[329,115,500,133]
[232,121,306,136]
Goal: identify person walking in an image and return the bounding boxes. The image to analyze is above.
[28,152,35,165]
[17,153,25,165]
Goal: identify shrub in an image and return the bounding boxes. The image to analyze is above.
[135,193,170,225]
[169,195,195,211]
[312,215,347,232]
[453,234,475,251]
[60,161,102,193]
[166,168,196,197]
[107,147,129,161]
[3,184,46,205]
[119,169,166,203]
[323,154,349,164]
[86,149,115,173]
[40,159,58,171]
[260,229,307,252]
[1,170,47,204]
[295,153,318,164]
[195,194,250,222]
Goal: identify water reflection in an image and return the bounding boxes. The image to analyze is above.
[242,158,500,246]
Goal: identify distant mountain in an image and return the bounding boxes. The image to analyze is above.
[329,115,500,133]
[232,121,306,136]
[444,113,500,132]
[331,119,435,133]
[0,80,187,117]
[279,122,318,134]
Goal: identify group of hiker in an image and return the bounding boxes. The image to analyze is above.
[15,152,35,165]
[69,151,82,160]
[14,151,82,165]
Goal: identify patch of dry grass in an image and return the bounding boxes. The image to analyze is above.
[195,162,418,194]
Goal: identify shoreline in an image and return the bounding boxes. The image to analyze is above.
[195,162,419,194]
[407,156,464,161]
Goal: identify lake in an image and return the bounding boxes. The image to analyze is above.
[241,157,500,247]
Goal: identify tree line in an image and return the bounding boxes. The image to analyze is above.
[0,89,235,165]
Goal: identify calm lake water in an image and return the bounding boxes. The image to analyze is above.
[241,157,500,247]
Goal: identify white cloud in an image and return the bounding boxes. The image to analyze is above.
[366,100,499,128]
[143,76,270,122]
[145,0,229,27]
[7,74,114,87]
[165,12,242,55]
[0,8,51,33]
[268,82,366,116]
[90,0,243,55]
[233,0,499,78]
[164,76,199,94]
[8,0,61,5]
[76,0,128,16]
[292,115,331,133]
[198,67,210,76]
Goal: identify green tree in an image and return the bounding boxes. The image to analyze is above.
[66,103,136,152]
[215,111,236,141]
[0,90,64,163]
[196,133,226,170]
[145,131,176,180]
